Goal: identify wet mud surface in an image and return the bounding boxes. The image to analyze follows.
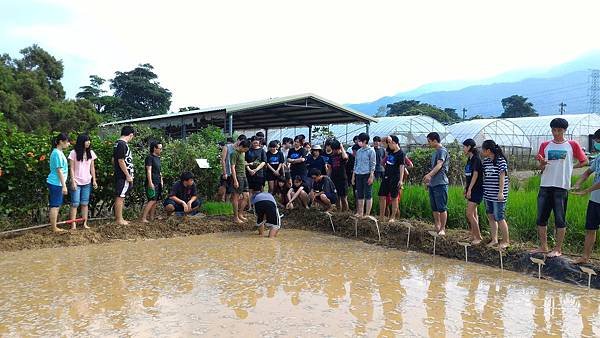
[1,210,599,289]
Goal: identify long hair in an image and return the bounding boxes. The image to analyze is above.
[462,138,480,157]
[482,139,505,165]
[74,134,92,161]
[52,132,69,149]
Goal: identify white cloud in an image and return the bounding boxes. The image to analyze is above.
[7,0,600,110]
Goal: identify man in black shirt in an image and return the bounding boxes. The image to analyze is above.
[113,126,135,225]
[329,139,350,212]
[246,136,267,197]
[310,168,338,211]
[141,140,163,223]
[163,172,200,216]
[288,135,308,180]
[378,135,405,223]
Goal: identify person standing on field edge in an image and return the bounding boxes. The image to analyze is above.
[532,118,588,257]
[113,126,135,226]
[571,129,600,264]
[352,132,376,218]
[68,134,98,229]
[372,136,385,180]
[141,140,163,223]
[47,132,70,232]
[423,132,449,235]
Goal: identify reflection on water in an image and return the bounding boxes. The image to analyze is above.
[1,230,600,337]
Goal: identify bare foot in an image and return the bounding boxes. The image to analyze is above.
[83,224,90,229]
[438,230,446,236]
[472,239,482,245]
[487,241,498,248]
[52,227,66,233]
[547,250,562,258]
[70,225,76,230]
[388,218,396,223]
[239,216,248,222]
[529,247,549,254]
[116,220,130,226]
[498,242,510,249]
[573,257,590,265]
[354,213,362,218]
[233,218,244,224]
[141,219,150,224]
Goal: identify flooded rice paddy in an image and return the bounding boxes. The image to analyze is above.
[1,229,599,337]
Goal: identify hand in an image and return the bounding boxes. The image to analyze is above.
[126,175,133,183]
[571,189,588,196]
[351,176,355,186]
[93,181,98,190]
[250,169,256,176]
[222,174,228,180]
[497,191,504,202]
[398,182,404,190]
[182,202,190,213]
[367,175,374,185]
[466,189,472,199]
[62,186,68,195]
[149,182,155,190]
[71,181,77,191]
[571,184,581,191]
[234,181,240,189]
[537,154,549,166]
[423,174,431,184]
[275,172,280,177]
[187,201,194,212]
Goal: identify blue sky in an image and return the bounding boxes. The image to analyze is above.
[2,0,600,111]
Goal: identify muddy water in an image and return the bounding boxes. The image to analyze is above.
[0,230,599,337]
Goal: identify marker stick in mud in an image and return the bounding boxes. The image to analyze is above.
[406,226,411,249]
[458,242,471,262]
[580,266,596,288]
[366,216,381,242]
[428,231,438,256]
[530,257,545,279]
[324,212,335,233]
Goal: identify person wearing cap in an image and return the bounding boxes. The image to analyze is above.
[306,144,327,177]
[163,171,200,216]
[532,118,588,257]
[571,129,600,264]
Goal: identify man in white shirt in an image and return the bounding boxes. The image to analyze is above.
[532,118,588,257]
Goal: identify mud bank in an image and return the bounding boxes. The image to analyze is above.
[1,210,599,289]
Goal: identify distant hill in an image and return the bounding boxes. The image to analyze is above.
[347,51,600,117]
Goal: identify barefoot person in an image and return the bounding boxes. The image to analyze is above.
[231,139,251,223]
[112,126,135,225]
[463,139,484,244]
[571,129,600,264]
[68,134,98,229]
[378,135,405,223]
[351,133,376,218]
[329,139,350,212]
[265,140,285,193]
[47,132,70,233]
[286,175,310,209]
[309,168,337,211]
[163,172,200,216]
[532,118,588,257]
[423,132,450,235]
[141,140,163,223]
[482,140,510,249]
[253,191,282,238]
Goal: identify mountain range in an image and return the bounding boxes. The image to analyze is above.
[347,51,600,117]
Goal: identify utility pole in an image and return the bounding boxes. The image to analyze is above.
[588,69,600,114]
[462,108,467,120]
[559,102,567,115]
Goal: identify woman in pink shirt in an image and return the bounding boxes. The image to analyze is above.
[68,134,98,229]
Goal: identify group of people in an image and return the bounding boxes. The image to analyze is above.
[46,126,201,232]
[44,120,600,261]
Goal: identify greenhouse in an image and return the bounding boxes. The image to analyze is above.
[448,119,531,149]
[240,115,453,146]
[506,113,600,152]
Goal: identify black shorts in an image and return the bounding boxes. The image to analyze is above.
[375,171,384,180]
[248,175,266,191]
[333,179,347,197]
[145,182,163,201]
[467,188,484,204]
[585,200,600,230]
[163,199,200,212]
[378,176,400,198]
[115,178,133,198]
[324,192,338,204]
[265,171,282,182]
[255,200,281,229]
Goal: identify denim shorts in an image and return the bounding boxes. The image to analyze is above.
[536,186,568,228]
[485,200,506,221]
[71,183,92,207]
[48,183,64,208]
[355,174,372,200]
[428,184,448,212]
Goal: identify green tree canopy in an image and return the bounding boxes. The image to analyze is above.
[0,45,99,132]
[500,95,538,118]
[386,100,460,123]
[103,63,172,120]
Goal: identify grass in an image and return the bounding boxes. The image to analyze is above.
[202,201,233,216]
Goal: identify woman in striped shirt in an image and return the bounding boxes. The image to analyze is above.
[482,140,510,249]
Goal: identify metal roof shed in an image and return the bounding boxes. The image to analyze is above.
[100,93,376,139]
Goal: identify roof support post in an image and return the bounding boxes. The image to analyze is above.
[265,128,269,142]
[226,111,233,136]
[181,117,187,139]
[308,125,312,144]
[365,122,370,135]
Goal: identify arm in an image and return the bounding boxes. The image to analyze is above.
[573,168,593,190]
[169,194,188,208]
[398,164,405,188]
[146,166,154,188]
[69,159,76,190]
[90,159,98,189]
[467,171,479,193]
[220,146,229,177]
[57,168,68,194]
[425,160,444,182]
[118,159,132,181]
[231,159,239,188]
[570,140,589,169]
[498,171,506,201]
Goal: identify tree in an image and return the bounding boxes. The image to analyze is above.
[386,100,460,123]
[179,106,200,112]
[500,95,537,118]
[0,45,100,132]
[374,105,387,117]
[104,63,172,120]
[76,75,116,114]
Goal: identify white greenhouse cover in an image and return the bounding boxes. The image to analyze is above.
[448,119,531,148]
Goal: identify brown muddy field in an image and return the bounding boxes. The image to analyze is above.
[2,209,600,289]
